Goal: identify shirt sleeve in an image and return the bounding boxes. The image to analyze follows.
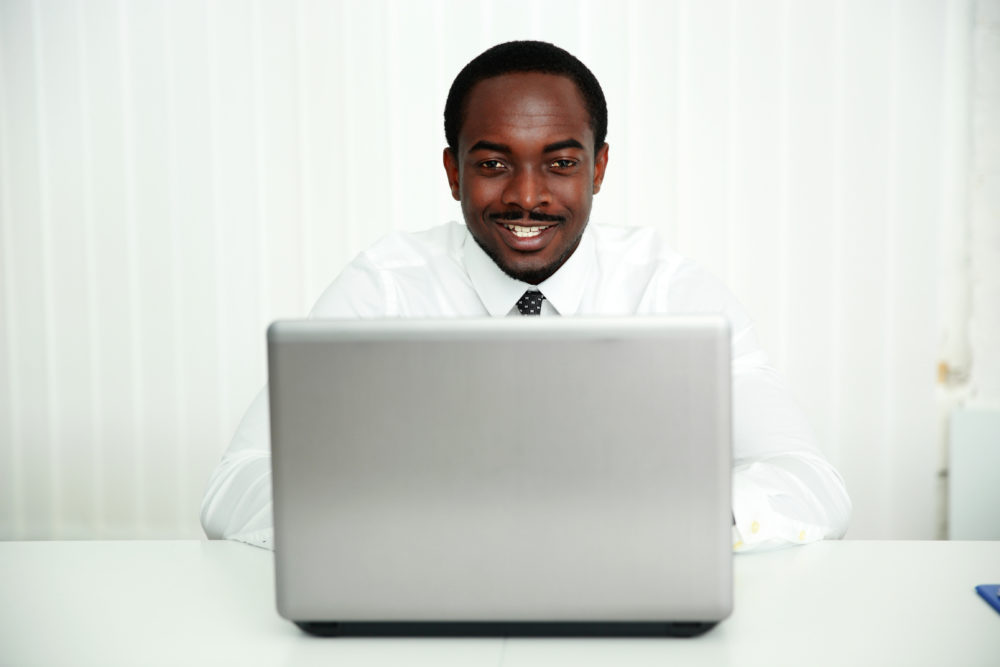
[200,386,274,548]
[729,351,852,552]
[199,253,388,549]
[663,260,852,553]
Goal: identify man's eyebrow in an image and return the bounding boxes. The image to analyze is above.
[466,139,586,154]
[543,138,585,152]
[467,140,511,154]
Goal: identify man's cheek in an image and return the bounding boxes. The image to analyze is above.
[467,191,500,213]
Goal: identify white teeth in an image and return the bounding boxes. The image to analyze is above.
[504,224,550,238]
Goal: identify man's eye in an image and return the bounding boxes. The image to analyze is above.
[480,159,505,169]
[551,159,577,169]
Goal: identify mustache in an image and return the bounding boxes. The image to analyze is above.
[489,210,567,224]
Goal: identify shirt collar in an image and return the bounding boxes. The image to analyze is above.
[462,225,595,317]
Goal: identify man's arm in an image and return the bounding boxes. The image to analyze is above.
[661,259,851,552]
[200,255,388,549]
[729,349,852,551]
[200,386,274,547]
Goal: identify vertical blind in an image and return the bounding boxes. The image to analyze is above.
[0,0,970,539]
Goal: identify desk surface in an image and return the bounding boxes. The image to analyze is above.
[0,540,997,666]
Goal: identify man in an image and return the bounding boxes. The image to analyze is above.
[201,41,851,552]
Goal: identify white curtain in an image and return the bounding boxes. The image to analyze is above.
[0,0,977,539]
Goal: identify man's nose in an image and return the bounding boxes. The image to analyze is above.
[501,166,550,211]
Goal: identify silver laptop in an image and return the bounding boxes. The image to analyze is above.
[267,316,732,637]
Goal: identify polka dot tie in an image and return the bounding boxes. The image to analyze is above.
[516,290,545,316]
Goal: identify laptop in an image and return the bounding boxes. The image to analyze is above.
[267,316,733,637]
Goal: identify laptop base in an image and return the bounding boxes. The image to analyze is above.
[295,621,718,638]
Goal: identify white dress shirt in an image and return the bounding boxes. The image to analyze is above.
[201,221,852,552]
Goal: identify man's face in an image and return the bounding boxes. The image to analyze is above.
[443,72,609,285]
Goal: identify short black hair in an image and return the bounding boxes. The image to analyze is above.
[444,41,608,155]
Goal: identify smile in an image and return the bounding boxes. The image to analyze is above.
[503,223,552,238]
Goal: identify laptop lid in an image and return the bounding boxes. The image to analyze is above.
[268,316,732,634]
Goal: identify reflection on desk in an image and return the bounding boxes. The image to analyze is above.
[0,540,997,667]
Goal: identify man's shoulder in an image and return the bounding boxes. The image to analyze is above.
[311,222,471,318]
[588,223,682,267]
[586,223,738,313]
[359,221,468,268]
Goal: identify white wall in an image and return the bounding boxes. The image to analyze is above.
[0,0,986,539]
[968,0,1000,407]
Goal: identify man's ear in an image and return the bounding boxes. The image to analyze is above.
[443,148,461,201]
[592,143,609,194]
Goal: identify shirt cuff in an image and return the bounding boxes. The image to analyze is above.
[227,527,275,551]
[731,464,827,553]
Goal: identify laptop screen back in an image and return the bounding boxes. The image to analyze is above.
[268,316,732,627]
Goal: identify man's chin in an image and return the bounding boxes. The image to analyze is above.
[498,261,557,286]
[472,235,551,285]
[470,223,586,286]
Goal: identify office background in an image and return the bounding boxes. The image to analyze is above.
[1,0,997,541]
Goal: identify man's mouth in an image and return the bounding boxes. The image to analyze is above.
[502,223,552,239]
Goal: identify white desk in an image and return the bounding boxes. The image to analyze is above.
[0,540,997,666]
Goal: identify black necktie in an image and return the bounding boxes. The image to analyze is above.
[516,290,545,316]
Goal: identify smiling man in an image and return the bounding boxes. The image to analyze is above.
[444,69,608,286]
[201,41,851,552]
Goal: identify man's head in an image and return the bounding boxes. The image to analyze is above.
[443,41,609,285]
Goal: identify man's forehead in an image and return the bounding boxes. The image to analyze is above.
[460,72,593,150]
